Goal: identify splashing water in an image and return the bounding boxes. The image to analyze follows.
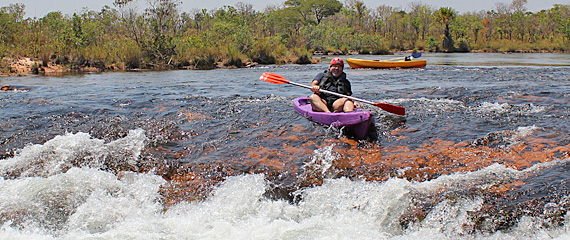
[1,54,570,239]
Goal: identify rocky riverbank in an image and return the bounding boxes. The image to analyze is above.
[0,57,265,77]
[0,57,107,77]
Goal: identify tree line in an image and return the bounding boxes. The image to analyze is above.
[0,0,568,72]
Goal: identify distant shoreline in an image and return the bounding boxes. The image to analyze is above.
[1,50,568,78]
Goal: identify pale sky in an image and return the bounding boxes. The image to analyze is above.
[1,0,568,18]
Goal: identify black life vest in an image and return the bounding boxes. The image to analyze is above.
[318,70,352,97]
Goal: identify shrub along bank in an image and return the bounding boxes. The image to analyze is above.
[0,1,568,76]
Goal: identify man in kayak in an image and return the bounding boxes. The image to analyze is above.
[309,57,358,112]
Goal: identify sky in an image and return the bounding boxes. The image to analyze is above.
[1,0,569,18]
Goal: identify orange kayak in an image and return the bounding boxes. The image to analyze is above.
[346,58,427,69]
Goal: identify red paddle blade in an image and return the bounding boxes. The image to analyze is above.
[260,72,290,84]
[374,102,406,115]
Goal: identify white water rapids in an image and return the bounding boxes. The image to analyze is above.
[1,129,569,239]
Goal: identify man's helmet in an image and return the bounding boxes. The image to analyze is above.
[330,57,344,67]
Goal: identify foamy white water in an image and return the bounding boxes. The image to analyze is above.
[1,130,570,240]
[477,102,546,115]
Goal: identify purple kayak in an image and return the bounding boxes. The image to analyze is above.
[293,97,373,138]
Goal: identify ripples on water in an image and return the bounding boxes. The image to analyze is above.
[1,53,570,239]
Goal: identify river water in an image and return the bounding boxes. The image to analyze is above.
[0,53,569,239]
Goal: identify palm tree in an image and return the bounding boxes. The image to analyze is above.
[434,7,456,51]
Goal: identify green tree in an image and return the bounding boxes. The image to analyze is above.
[114,0,180,63]
[0,4,25,46]
[344,0,368,32]
[465,12,484,44]
[509,0,528,41]
[269,7,304,36]
[551,4,570,43]
[434,7,456,51]
[372,5,396,38]
[284,0,342,24]
[410,3,433,41]
[40,11,72,56]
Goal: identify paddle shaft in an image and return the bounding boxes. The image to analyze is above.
[260,72,405,115]
[383,56,406,61]
[286,81,376,106]
[381,53,422,62]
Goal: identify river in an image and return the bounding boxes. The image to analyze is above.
[1,53,569,239]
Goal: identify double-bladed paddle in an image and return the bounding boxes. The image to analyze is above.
[381,52,422,62]
[260,72,406,115]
